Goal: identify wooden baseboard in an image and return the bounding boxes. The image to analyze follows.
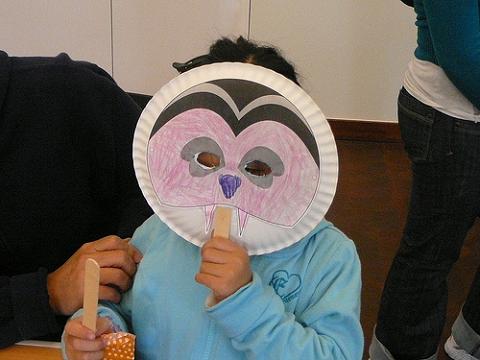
[327,119,401,142]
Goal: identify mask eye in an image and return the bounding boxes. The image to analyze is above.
[238,146,283,189]
[244,160,272,177]
[181,137,224,177]
[195,152,221,169]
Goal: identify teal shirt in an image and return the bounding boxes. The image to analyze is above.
[414,0,480,109]
[64,215,363,359]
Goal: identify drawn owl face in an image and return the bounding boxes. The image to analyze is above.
[134,63,337,254]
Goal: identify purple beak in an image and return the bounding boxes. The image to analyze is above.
[219,174,241,199]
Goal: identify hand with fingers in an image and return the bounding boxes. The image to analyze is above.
[195,235,252,305]
[64,316,113,360]
[47,235,143,315]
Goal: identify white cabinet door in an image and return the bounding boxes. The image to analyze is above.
[250,0,416,121]
[0,0,112,74]
[112,0,249,95]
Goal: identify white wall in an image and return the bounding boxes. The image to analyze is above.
[250,0,416,121]
[0,0,416,122]
[111,0,249,95]
[0,0,112,74]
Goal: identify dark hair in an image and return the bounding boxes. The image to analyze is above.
[172,36,300,85]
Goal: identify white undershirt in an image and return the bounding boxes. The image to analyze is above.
[404,57,480,122]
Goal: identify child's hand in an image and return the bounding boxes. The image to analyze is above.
[64,316,113,360]
[196,235,252,304]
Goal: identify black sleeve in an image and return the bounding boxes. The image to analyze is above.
[59,53,153,239]
[0,52,152,348]
[0,269,59,348]
[111,89,153,238]
[0,51,61,348]
[70,63,153,239]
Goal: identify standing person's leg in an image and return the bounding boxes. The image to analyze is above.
[445,118,480,359]
[370,88,480,360]
[444,240,480,358]
[463,267,480,338]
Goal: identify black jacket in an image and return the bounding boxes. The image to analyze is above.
[0,51,152,347]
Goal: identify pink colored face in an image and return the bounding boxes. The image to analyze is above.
[147,80,319,233]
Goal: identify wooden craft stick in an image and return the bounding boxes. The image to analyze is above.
[212,206,232,240]
[82,258,100,332]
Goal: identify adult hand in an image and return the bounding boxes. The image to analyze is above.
[64,316,112,360]
[47,235,142,315]
[195,236,252,304]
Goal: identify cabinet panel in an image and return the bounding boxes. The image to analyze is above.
[250,0,416,121]
[112,0,249,95]
[0,0,112,74]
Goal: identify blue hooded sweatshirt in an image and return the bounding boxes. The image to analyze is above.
[64,214,363,359]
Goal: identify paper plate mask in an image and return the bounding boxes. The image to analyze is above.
[133,63,338,255]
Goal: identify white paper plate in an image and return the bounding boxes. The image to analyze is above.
[133,62,338,255]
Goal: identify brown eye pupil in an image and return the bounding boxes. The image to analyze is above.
[196,152,220,169]
[245,160,272,177]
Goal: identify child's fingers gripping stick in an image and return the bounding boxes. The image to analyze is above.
[65,316,111,359]
[196,206,232,302]
[197,206,252,304]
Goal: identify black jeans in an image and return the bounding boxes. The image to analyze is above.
[375,88,480,359]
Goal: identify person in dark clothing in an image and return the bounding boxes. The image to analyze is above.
[0,51,152,347]
[370,1,480,359]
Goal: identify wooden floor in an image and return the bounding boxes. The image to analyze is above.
[326,139,480,360]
